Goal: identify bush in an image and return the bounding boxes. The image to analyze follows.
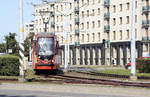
[137,58,150,73]
[0,55,19,76]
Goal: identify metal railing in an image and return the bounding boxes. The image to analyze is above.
[142,6,150,14]
[104,13,110,20]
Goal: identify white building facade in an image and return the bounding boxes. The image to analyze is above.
[34,0,150,66]
[24,22,34,39]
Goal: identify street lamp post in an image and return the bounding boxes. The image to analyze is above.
[64,0,70,72]
[130,0,137,80]
[19,0,25,82]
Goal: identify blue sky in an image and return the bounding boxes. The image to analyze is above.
[0,0,41,43]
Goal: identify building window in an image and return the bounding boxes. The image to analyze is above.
[113,5,116,13]
[56,5,58,11]
[61,5,63,11]
[113,18,116,26]
[98,20,101,28]
[144,44,148,52]
[87,0,89,5]
[92,21,95,28]
[70,3,72,9]
[135,15,137,23]
[70,24,72,32]
[126,3,130,10]
[98,8,100,15]
[107,33,110,39]
[70,14,72,20]
[126,16,129,24]
[136,1,137,8]
[61,15,63,21]
[92,9,95,16]
[39,19,41,24]
[127,30,129,39]
[92,33,95,42]
[82,11,84,18]
[70,35,72,43]
[61,36,63,44]
[120,30,122,40]
[57,26,59,32]
[87,22,89,29]
[120,4,122,11]
[135,29,137,38]
[81,23,84,29]
[87,10,89,17]
[47,7,49,11]
[98,32,100,41]
[61,26,63,32]
[92,0,95,4]
[120,17,122,25]
[57,16,59,22]
[87,34,89,42]
[82,0,84,6]
[82,34,84,42]
[113,31,116,40]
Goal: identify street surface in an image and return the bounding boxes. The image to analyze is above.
[0,83,150,97]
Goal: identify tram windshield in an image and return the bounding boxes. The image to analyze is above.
[38,37,54,56]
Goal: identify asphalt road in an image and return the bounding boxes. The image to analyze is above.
[0,89,131,97]
[0,83,150,97]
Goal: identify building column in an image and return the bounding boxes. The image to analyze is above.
[110,45,113,65]
[80,47,83,65]
[123,45,127,66]
[116,45,120,65]
[85,46,88,65]
[138,42,143,58]
[101,44,105,65]
[60,48,62,65]
[90,46,93,65]
[95,47,99,65]
[73,47,76,65]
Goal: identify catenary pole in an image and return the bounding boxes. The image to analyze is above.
[131,0,136,76]
[64,0,70,71]
[19,0,25,82]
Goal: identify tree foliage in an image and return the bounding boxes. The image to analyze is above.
[5,32,18,55]
[0,43,6,53]
[24,32,35,57]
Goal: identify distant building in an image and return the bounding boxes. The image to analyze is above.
[24,22,34,39]
[33,0,150,66]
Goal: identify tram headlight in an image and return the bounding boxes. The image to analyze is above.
[51,60,54,63]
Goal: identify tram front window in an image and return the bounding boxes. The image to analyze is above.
[38,37,54,57]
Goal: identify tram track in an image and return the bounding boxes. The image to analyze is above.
[0,71,150,88]
[36,74,150,88]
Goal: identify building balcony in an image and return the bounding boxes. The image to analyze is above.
[104,0,110,7]
[51,21,55,27]
[75,42,80,46]
[142,20,150,28]
[104,25,110,33]
[74,0,79,2]
[142,6,150,14]
[75,18,79,25]
[50,11,55,17]
[104,13,110,20]
[50,4,54,7]
[75,29,79,35]
[74,7,79,14]
[142,36,150,41]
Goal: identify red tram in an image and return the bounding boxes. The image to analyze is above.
[32,32,60,74]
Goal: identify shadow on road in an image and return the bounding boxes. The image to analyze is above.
[0,95,36,97]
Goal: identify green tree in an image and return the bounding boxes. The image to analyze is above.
[24,32,35,57]
[5,32,18,55]
[0,43,6,53]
